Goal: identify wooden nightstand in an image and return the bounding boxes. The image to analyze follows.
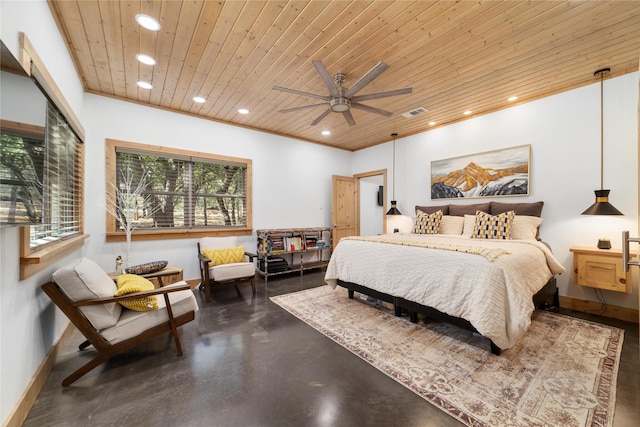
[570,247,631,293]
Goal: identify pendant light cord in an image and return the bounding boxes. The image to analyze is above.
[392,135,396,200]
[599,70,604,190]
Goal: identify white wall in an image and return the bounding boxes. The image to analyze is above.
[353,72,639,310]
[1,0,86,423]
[359,176,384,236]
[82,94,352,281]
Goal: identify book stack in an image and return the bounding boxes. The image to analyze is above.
[269,236,285,253]
[304,235,318,249]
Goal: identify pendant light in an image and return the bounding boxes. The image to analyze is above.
[386,133,402,215]
[581,67,623,216]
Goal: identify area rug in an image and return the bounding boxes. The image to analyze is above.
[271,285,624,427]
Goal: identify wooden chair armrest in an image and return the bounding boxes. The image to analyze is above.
[198,253,211,263]
[244,251,256,261]
[72,283,191,307]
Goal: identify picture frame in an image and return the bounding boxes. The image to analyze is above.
[431,144,530,199]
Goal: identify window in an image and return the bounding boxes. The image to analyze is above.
[2,99,83,253]
[27,103,83,251]
[0,121,45,225]
[6,34,87,280]
[106,139,252,241]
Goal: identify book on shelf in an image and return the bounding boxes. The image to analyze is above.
[283,236,302,251]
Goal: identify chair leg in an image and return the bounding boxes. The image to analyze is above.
[205,281,211,303]
[62,351,114,387]
[250,276,256,294]
[79,340,91,350]
[163,294,183,356]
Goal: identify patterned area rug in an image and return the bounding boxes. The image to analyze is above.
[271,285,624,427]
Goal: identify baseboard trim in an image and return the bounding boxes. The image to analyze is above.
[186,278,199,289]
[2,321,75,427]
[559,296,639,323]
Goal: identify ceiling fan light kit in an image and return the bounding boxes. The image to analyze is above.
[273,60,412,126]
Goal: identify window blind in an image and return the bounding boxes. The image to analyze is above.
[114,150,247,230]
[29,103,82,250]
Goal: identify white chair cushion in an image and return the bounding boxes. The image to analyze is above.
[100,281,199,344]
[199,236,239,250]
[210,262,254,281]
[53,258,121,330]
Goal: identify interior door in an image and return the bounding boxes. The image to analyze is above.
[332,175,357,250]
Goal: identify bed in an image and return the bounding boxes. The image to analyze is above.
[324,201,565,355]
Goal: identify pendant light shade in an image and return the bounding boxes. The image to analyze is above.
[386,133,402,216]
[581,68,623,216]
[386,201,401,215]
[581,189,623,215]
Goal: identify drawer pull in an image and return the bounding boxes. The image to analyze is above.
[588,265,614,271]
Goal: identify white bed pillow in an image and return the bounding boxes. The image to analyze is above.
[439,215,464,235]
[462,214,476,237]
[511,215,543,240]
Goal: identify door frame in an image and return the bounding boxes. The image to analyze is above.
[354,169,388,235]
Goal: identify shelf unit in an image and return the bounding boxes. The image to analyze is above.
[256,227,332,281]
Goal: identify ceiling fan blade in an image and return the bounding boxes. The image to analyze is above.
[351,102,393,117]
[273,86,330,101]
[279,102,329,113]
[310,108,332,126]
[343,61,389,98]
[312,60,340,98]
[342,110,356,126]
[351,87,413,102]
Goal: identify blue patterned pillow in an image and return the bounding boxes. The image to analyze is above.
[471,210,514,239]
[413,210,443,234]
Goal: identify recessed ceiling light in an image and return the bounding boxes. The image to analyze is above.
[238,108,249,114]
[135,14,161,31]
[322,130,331,136]
[463,110,472,115]
[136,54,156,65]
[193,96,206,104]
[429,121,437,126]
[137,81,153,89]
[508,96,518,101]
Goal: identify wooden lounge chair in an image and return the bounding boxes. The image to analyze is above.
[42,258,198,386]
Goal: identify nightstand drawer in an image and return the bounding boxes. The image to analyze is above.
[571,247,631,293]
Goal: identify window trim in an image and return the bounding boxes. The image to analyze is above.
[105,139,253,242]
[17,33,86,280]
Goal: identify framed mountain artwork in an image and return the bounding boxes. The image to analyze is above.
[431,144,530,199]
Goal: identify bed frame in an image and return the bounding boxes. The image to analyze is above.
[337,277,559,355]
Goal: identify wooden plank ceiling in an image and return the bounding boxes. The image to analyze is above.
[48,0,640,151]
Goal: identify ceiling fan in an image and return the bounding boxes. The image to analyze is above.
[273,60,412,126]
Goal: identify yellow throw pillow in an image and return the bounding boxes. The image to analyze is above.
[201,246,245,266]
[114,274,158,311]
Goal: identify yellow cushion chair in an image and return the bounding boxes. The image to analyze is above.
[197,236,256,302]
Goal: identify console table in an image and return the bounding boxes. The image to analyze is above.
[109,265,183,288]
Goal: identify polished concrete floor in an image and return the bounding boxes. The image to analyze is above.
[24,271,639,427]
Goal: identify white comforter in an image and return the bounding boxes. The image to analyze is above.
[324,234,565,350]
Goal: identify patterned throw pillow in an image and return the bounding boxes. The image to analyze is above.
[471,210,515,239]
[114,274,158,311]
[413,210,443,234]
[201,246,246,266]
